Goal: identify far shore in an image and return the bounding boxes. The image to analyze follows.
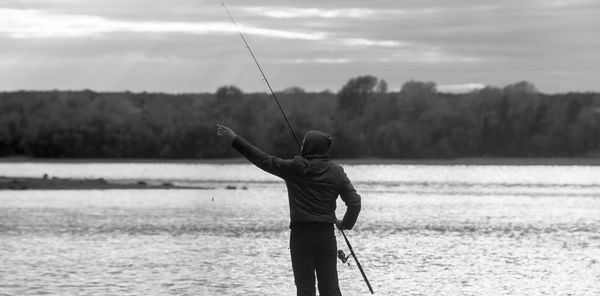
[2,156,600,166]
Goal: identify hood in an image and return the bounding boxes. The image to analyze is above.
[301,130,332,159]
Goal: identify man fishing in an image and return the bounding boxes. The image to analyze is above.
[217,123,361,296]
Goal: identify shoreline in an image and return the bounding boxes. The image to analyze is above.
[2,156,600,166]
[339,157,600,166]
[0,176,209,191]
[2,157,600,190]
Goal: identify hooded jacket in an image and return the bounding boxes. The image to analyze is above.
[231,131,361,230]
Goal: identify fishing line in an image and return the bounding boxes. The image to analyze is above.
[217,93,224,124]
[221,2,373,293]
[214,89,224,201]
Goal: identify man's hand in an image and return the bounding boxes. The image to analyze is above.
[335,219,346,231]
[217,124,237,145]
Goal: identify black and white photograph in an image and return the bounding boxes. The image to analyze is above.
[1,1,599,295]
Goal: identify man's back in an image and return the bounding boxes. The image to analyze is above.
[284,157,360,229]
[231,134,360,229]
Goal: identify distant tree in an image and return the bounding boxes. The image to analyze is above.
[459,86,501,154]
[362,94,399,155]
[281,86,306,94]
[2,79,600,159]
[398,80,437,121]
[502,81,540,155]
[337,75,387,118]
[331,120,366,158]
[370,120,414,157]
[0,111,20,155]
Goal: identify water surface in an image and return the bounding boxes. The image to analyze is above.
[1,163,600,295]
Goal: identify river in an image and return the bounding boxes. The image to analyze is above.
[1,162,599,295]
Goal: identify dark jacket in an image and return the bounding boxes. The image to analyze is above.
[231,132,361,230]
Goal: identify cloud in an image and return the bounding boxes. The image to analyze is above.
[233,26,326,41]
[340,38,407,48]
[533,0,596,8]
[238,5,440,19]
[290,58,351,64]
[239,7,375,18]
[0,8,208,38]
[1,0,599,93]
[0,8,326,40]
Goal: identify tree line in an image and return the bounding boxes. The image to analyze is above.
[1,76,599,159]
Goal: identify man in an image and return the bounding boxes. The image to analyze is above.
[216,124,361,296]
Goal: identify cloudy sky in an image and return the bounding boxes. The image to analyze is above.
[1,0,599,93]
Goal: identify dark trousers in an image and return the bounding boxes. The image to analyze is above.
[290,223,342,296]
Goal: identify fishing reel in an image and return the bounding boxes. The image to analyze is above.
[337,250,351,266]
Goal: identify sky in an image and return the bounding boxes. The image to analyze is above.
[1,0,599,94]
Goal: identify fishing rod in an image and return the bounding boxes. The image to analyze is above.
[339,229,374,294]
[220,2,301,149]
[221,3,373,294]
